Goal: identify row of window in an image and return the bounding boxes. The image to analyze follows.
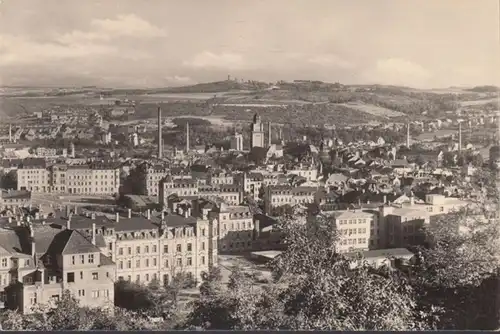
[338,218,370,225]
[339,238,367,246]
[67,271,105,282]
[339,228,368,236]
[71,254,95,265]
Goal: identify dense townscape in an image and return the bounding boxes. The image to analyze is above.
[0,77,499,330]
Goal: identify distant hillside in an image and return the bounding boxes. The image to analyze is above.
[465,85,499,93]
[161,80,270,93]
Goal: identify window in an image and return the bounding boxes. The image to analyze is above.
[201,256,205,265]
[30,293,37,305]
[127,260,131,269]
[118,248,123,255]
[71,256,75,265]
[0,258,7,268]
[136,246,140,254]
[80,255,85,264]
[145,259,149,267]
[136,260,140,268]
[67,272,75,283]
[176,258,182,266]
[136,275,140,283]
[163,245,168,253]
[145,274,149,281]
[92,272,98,280]
[176,244,181,252]
[164,259,169,268]
[187,257,192,266]
[88,254,94,264]
[187,243,192,252]
[128,247,132,255]
[145,246,149,253]
[119,261,123,269]
[153,245,157,253]
[80,271,83,279]
[108,243,113,251]
[78,290,85,297]
[201,228,206,236]
[92,290,99,299]
[153,258,157,266]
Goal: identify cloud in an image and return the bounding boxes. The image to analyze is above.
[0,14,162,67]
[183,51,246,70]
[0,34,117,66]
[165,75,191,83]
[57,14,166,44]
[307,54,355,69]
[361,58,432,87]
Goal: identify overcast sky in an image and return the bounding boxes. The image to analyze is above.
[0,0,498,88]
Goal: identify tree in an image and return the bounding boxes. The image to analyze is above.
[186,213,430,330]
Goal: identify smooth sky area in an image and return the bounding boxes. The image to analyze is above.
[0,0,499,88]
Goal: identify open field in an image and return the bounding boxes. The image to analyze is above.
[339,102,406,118]
[461,98,498,107]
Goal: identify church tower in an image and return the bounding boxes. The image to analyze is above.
[250,113,265,148]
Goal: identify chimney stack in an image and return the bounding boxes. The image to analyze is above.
[128,209,132,219]
[115,212,120,222]
[67,214,72,230]
[186,122,190,153]
[406,123,411,147]
[268,122,272,147]
[31,240,36,262]
[157,106,163,159]
[7,217,12,224]
[383,195,387,204]
[92,223,96,245]
[161,211,165,220]
[8,124,12,143]
[458,121,462,153]
[91,212,96,220]
[30,226,34,238]
[147,209,151,220]
[254,219,260,239]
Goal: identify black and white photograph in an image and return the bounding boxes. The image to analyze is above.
[0,0,499,331]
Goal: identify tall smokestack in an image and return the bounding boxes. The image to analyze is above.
[406,123,410,147]
[458,121,462,153]
[268,122,272,146]
[158,107,163,159]
[9,124,12,143]
[186,122,190,153]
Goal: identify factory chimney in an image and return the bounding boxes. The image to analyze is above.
[186,122,190,153]
[8,124,12,143]
[268,122,272,147]
[458,121,462,153]
[157,106,163,159]
[406,123,411,148]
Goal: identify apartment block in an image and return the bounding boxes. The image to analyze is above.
[136,163,170,198]
[67,206,217,286]
[208,203,254,253]
[16,159,49,193]
[0,190,31,212]
[0,217,115,314]
[264,185,318,214]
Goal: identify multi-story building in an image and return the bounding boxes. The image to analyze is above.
[16,159,49,192]
[286,163,319,182]
[235,171,285,200]
[0,217,115,314]
[159,177,199,209]
[264,185,318,214]
[68,206,217,286]
[379,204,430,249]
[208,203,253,253]
[55,162,120,195]
[230,132,244,151]
[0,190,31,212]
[136,163,170,198]
[207,170,234,185]
[315,209,373,253]
[199,185,241,206]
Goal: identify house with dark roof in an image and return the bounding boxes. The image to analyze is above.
[0,216,115,314]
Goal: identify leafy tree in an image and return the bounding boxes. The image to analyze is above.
[187,213,429,330]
